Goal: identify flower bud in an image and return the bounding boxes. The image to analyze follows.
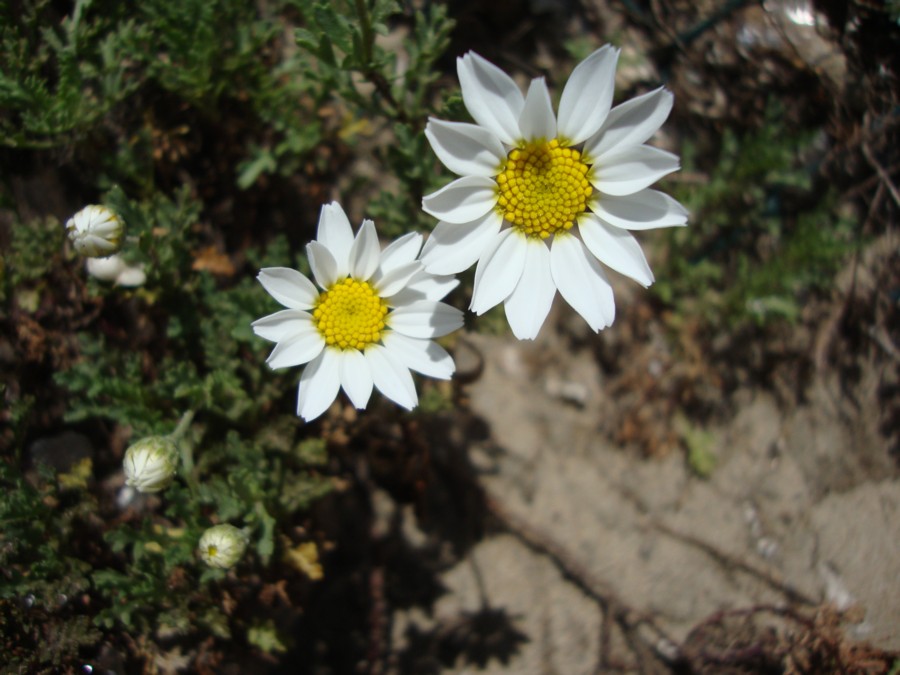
[85,254,126,282]
[198,524,249,569]
[66,205,124,257]
[122,436,178,493]
[114,262,147,287]
[86,254,147,287]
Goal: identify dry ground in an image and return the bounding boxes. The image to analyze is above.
[379,239,900,673]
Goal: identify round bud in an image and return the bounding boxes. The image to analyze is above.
[86,254,146,287]
[198,524,249,569]
[122,436,178,493]
[66,205,124,258]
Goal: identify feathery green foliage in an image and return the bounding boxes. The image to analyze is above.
[0,0,460,663]
[654,102,854,328]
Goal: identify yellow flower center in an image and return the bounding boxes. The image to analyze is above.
[207,545,218,558]
[496,139,593,239]
[313,277,388,350]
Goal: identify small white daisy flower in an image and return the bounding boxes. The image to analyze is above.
[420,47,688,339]
[65,205,124,258]
[252,202,464,422]
[198,524,249,569]
[123,436,179,493]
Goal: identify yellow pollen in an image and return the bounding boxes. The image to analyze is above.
[207,545,218,558]
[496,139,592,239]
[312,277,388,350]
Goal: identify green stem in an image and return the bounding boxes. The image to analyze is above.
[168,410,198,490]
[352,0,410,124]
[353,0,374,63]
[169,409,195,443]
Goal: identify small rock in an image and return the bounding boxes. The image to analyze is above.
[28,430,93,472]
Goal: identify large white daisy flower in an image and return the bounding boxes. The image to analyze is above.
[420,46,688,339]
[252,202,464,421]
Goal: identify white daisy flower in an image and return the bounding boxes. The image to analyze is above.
[420,46,688,339]
[252,202,464,422]
[65,204,124,258]
[198,524,249,569]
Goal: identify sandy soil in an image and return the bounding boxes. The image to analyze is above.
[381,257,899,673]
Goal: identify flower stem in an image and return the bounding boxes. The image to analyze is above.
[353,0,374,63]
[168,410,197,490]
[352,0,410,124]
[169,410,195,443]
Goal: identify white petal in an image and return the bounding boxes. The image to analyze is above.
[420,211,504,275]
[339,348,374,409]
[388,301,464,339]
[592,145,680,196]
[550,234,615,331]
[297,349,342,421]
[91,222,120,239]
[422,175,498,224]
[583,87,673,158]
[257,267,319,309]
[366,344,418,410]
[471,229,527,315]
[457,51,525,146]
[390,272,459,305]
[375,261,422,298]
[557,45,619,144]
[517,77,557,141]
[266,326,326,369]
[578,214,654,287]
[592,189,688,230]
[425,118,506,177]
[306,241,340,289]
[77,235,119,257]
[503,238,555,340]
[252,309,314,342]
[349,219,380,281]
[378,232,423,275]
[382,332,456,380]
[316,202,355,277]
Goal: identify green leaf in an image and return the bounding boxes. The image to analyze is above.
[247,620,288,654]
[316,32,337,67]
[252,502,276,563]
[314,3,353,54]
[237,148,277,189]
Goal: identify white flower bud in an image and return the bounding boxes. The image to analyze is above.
[114,263,147,287]
[66,205,124,257]
[122,436,178,493]
[86,255,126,282]
[198,524,249,569]
[86,255,146,287]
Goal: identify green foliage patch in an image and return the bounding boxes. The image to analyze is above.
[654,102,855,329]
[0,0,460,666]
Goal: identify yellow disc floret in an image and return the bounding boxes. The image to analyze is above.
[313,277,388,350]
[496,139,593,239]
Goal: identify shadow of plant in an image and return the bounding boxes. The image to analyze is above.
[399,606,529,673]
[275,401,526,673]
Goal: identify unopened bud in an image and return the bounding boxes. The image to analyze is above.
[198,524,249,569]
[86,254,146,287]
[123,436,178,493]
[66,205,124,257]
